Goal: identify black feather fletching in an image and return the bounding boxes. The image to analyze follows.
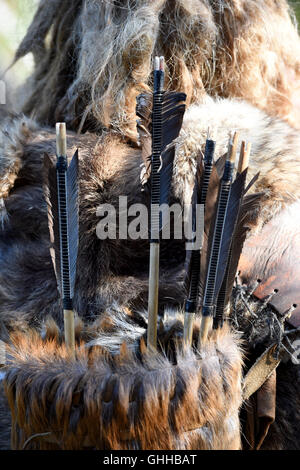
[43,150,79,309]
[184,140,216,313]
[136,91,186,200]
[67,150,79,300]
[159,92,186,150]
[221,175,263,302]
[136,92,186,148]
[214,169,248,297]
[214,172,262,327]
[137,90,186,239]
[201,157,236,317]
[213,169,248,327]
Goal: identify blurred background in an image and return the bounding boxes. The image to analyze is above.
[0,0,37,79]
[0,0,300,106]
[0,0,37,107]
[293,0,300,19]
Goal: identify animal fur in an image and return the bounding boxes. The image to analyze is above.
[12,0,300,139]
[3,315,243,450]
[0,377,11,450]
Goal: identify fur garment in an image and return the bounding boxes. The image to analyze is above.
[0,378,10,450]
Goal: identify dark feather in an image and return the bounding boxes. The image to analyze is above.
[136,91,186,194]
[160,92,186,150]
[214,172,263,327]
[222,175,263,304]
[159,144,176,207]
[43,151,79,307]
[213,170,248,327]
[192,157,204,230]
[184,140,216,308]
[43,153,61,293]
[201,153,238,316]
[156,92,186,232]
[67,150,79,299]
[214,169,248,297]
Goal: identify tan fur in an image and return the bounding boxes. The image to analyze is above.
[0,377,10,450]
[13,0,300,138]
[3,316,243,450]
[0,116,36,200]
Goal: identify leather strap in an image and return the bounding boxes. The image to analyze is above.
[255,370,276,450]
[244,370,277,450]
[243,343,281,400]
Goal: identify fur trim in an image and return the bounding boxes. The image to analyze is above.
[3,316,243,450]
[0,381,11,450]
[0,115,37,225]
[0,115,37,197]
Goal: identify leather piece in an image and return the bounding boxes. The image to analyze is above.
[244,370,277,450]
[256,370,276,450]
[244,396,256,450]
[238,201,300,327]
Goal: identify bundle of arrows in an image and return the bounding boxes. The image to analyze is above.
[41,57,257,357]
[137,56,257,353]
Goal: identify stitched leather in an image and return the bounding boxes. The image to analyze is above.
[238,201,300,327]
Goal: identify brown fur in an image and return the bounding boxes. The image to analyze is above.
[0,379,11,450]
[13,0,300,139]
[3,317,242,450]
